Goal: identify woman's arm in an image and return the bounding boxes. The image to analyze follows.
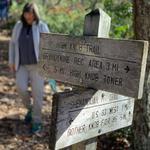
[40,21,50,33]
[9,23,18,71]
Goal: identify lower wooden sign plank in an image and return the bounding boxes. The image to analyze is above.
[50,90,134,150]
[40,50,141,98]
[39,33,149,98]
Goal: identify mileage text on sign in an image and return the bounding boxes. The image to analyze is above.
[51,90,134,150]
[39,33,148,98]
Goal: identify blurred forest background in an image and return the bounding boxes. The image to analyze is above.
[7,0,133,38]
[0,0,143,150]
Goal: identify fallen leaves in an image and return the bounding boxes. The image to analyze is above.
[0,63,51,150]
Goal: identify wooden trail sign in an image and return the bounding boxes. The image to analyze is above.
[39,33,148,98]
[50,90,134,150]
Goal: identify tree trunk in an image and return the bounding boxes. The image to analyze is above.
[133,1,150,150]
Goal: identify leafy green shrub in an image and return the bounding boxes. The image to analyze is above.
[104,0,133,38]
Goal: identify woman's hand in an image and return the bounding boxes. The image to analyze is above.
[9,64,16,73]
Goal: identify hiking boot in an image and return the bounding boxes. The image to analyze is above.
[24,108,32,125]
[31,122,43,134]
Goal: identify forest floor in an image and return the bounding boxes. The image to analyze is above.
[0,31,133,150]
[0,30,58,150]
[0,61,53,150]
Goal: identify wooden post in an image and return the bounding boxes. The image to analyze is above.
[85,138,98,150]
[83,8,111,37]
[71,139,97,150]
[70,8,111,150]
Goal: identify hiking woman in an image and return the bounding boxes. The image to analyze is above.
[9,2,49,134]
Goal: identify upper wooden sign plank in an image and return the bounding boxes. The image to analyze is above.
[38,33,149,98]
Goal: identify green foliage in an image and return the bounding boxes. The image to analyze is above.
[39,5,85,35]
[104,0,133,38]
[9,0,133,38]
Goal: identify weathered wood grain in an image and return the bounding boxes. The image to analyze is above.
[83,9,111,37]
[38,33,148,98]
[50,90,134,150]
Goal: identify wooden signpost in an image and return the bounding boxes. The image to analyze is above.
[39,30,148,99]
[38,8,149,150]
[50,90,134,150]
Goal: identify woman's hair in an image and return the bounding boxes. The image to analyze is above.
[21,3,40,24]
